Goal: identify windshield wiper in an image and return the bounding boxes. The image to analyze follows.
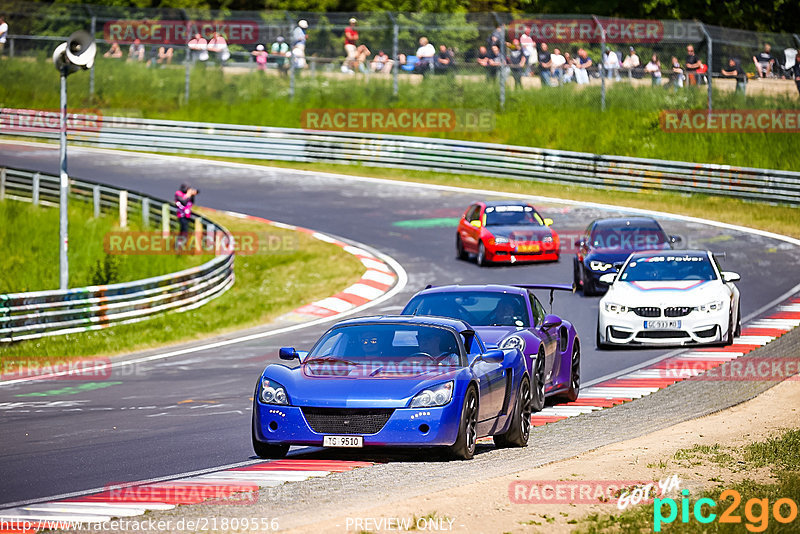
[304,356,359,366]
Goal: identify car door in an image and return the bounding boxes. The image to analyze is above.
[529,292,559,384]
[467,341,506,422]
[460,204,483,253]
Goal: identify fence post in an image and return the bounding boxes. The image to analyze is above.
[390,13,399,97]
[9,38,13,58]
[142,197,150,228]
[184,49,191,104]
[119,190,128,228]
[698,22,713,113]
[0,168,5,200]
[162,202,170,235]
[93,185,100,217]
[593,15,606,112]
[32,172,40,205]
[194,217,202,252]
[89,16,96,98]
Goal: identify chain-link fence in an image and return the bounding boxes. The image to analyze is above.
[2,2,799,114]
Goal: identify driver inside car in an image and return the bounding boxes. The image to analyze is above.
[487,298,523,326]
[415,329,459,365]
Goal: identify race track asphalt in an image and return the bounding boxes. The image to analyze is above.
[1,142,798,507]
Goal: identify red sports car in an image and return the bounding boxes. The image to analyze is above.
[456,201,560,266]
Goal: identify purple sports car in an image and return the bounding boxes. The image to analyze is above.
[402,284,580,410]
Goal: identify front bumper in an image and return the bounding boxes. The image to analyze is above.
[598,308,729,346]
[487,241,560,263]
[253,400,463,447]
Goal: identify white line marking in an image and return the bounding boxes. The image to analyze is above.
[313,297,353,313]
[343,283,385,300]
[362,270,396,285]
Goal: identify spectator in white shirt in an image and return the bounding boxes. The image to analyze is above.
[550,48,566,84]
[519,26,536,75]
[645,54,662,86]
[415,36,435,73]
[0,17,8,57]
[603,48,621,80]
[622,46,640,77]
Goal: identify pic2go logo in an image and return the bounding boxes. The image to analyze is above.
[654,489,798,532]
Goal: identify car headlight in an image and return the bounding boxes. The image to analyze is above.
[259,378,289,405]
[542,235,553,243]
[604,302,628,313]
[492,236,510,245]
[410,381,454,408]
[697,300,724,313]
[589,260,613,272]
[500,335,525,352]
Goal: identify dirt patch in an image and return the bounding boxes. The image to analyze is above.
[285,378,800,533]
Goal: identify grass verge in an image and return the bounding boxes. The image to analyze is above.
[1,207,365,363]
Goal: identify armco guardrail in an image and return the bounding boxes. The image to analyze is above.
[0,167,235,342]
[2,108,800,205]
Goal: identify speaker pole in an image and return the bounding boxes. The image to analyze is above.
[59,66,69,290]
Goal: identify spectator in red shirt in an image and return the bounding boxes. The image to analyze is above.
[344,18,359,73]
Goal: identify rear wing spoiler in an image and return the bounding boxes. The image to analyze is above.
[513,283,576,310]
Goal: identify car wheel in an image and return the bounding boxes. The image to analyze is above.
[596,323,609,350]
[583,271,597,296]
[531,350,546,412]
[722,311,734,346]
[557,342,580,403]
[572,257,581,290]
[494,375,532,448]
[734,303,742,337]
[449,387,478,460]
[456,235,468,260]
[476,241,487,267]
[251,411,289,459]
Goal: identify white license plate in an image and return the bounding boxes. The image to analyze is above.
[644,320,681,329]
[323,435,363,448]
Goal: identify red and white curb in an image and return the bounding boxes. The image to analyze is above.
[0,460,373,533]
[214,210,398,320]
[529,296,800,427]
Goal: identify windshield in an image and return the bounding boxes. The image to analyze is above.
[619,254,717,282]
[485,205,543,227]
[590,225,669,250]
[402,291,530,327]
[306,324,463,367]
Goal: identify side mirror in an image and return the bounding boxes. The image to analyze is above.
[543,218,554,227]
[669,235,682,244]
[721,271,740,283]
[542,314,562,329]
[598,273,617,285]
[279,347,299,360]
[470,220,482,228]
[480,349,505,363]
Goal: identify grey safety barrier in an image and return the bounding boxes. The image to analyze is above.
[2,108,799,205]
[0,167,235,342]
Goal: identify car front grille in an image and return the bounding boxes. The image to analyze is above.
[632,307,661,318]
[664,307,693,317]
[301,407,394,435]
[637,330,690,339]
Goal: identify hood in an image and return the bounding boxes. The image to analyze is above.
[473,326,522,347]
[264,364,462,408]
[605,280,725,306]
[485,225,552,241]
[584,250,636,267]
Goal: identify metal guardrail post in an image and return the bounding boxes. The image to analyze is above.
[162,203,170,234]
[9,38,13,58]
[32,172,40,205]
[93,185,100,217]
[142,197,150,228]
[1,168,6,200]
[697,21,713,113]
[119,190,128,228]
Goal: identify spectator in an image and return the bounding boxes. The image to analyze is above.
[271,36,289,74]
[622,47,640,77]
[508,39,526,88]
[574,48,592,84]
[292,19,308,69]
[371,50,393,73]
[685,45,701,85]
[562,52,575,83]
[252,44,268,71]
[645,54,662,86]
[538,42,553,86]
[157,41,173,65]
[415,36,435,73]
[790,53,800,96]
[174,183,197,250]
[721,57,746,94]
[128,39,145,62]
[103,41,123,59]
[188,33,208,62]
[354,44,371,73]
[476,45,491,80]
[434,44,454,74]
[753,43,775,78]
[488,24,503,49]
[519,26,536,75]
[696,60,708,85]
[0,17,7,57]
[669,56,684,89]
[207,32,230,65]
[551,47,566,84]
[488,44,506,80]
[343,17,359,73]
[603,48,620,80]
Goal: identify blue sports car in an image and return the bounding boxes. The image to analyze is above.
[401,284,580,409]
[252,316,532,460]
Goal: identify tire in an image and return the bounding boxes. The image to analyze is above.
[734,303,742,337]
[572,257,581,291]
[449,387,479,460]
[251,411,289,459]
[556,342,580,402]
[456,235,468,260]
[530,350,546,412]
[583,271,597,296]
[722,311,734,346]
[476,241,487,267]
[494,375,532,448]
